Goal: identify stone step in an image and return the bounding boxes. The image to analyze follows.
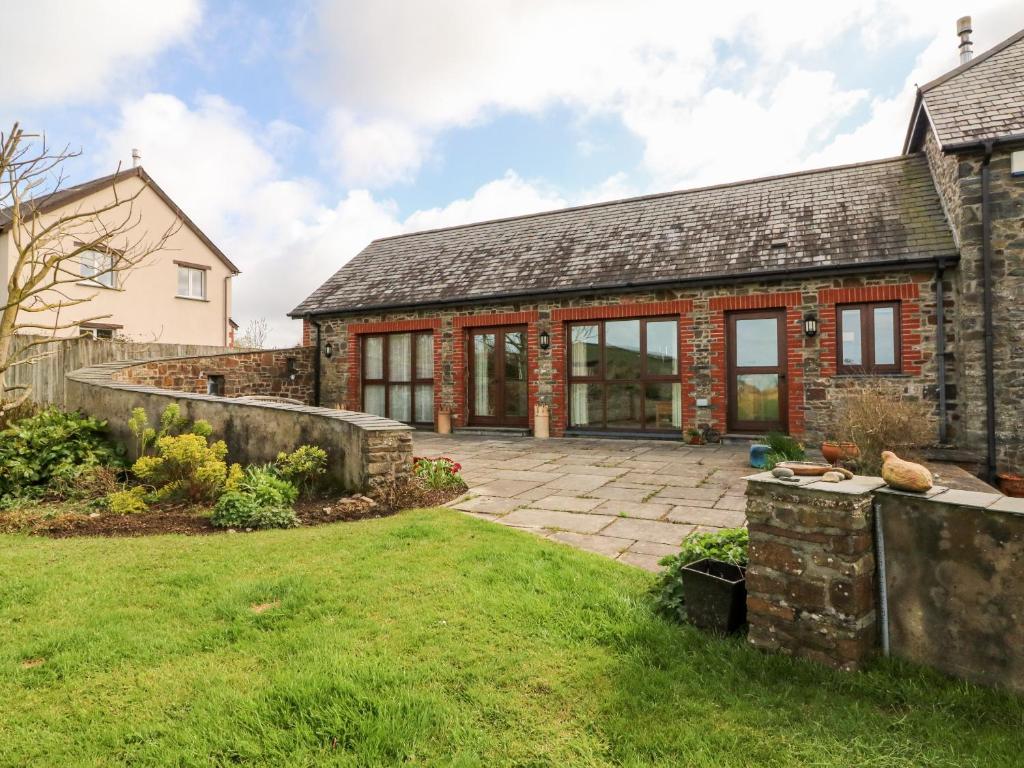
[454,426,532,438]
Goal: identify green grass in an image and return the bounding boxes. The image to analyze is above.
[1,508,1021,767]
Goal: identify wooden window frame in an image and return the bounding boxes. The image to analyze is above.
[726,309,788,434]
[836,301,902,375]
[361,331,434,426]
[466,325,530,427]
[565,316,680,432]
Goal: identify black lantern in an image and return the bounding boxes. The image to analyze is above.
[323,341,333,359]
[803,311,819,338]
[539,330,551,350]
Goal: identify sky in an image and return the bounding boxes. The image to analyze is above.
[4,0,1023,345]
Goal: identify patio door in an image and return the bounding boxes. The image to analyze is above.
[727,310,787,433]
[468,326,528,427]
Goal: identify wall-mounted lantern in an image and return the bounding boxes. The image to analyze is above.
[324,341,334,359]
[803,311,819,338]
[539,330,551,350]
[286,357,298,381]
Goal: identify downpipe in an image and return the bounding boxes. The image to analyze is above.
[981,142,997,483]
[306,315,323,408]
[873,498,890,657]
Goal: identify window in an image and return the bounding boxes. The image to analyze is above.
[567,317,681,432]
[80,250,115,288]
[206,375,225,396]
[79,323,119,340]
[362,331,434,425]
[177,265,206,299]
[837,302,901,374]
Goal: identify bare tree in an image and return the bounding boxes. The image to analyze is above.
[236,317,269,349]
[0,123,177,413]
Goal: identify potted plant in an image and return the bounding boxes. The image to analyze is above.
[686,428,704,445]
[681,558,747,634]
[821,438,859,465]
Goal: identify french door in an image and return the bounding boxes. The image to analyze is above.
[727,310,787,433]
[468,326,529,427]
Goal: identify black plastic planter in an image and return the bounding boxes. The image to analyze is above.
[681,558,747,634]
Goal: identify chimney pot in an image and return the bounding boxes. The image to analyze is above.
[957,16,974,64]
[131,148,141,168]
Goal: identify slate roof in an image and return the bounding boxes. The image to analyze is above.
[292,154,957,317]
[0,166,239,273]
[907,28,1024,150]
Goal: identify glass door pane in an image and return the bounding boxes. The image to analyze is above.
[735,318,779,366]
[473,332,496,418]
[503,331,528,419]
[735,374,780,422]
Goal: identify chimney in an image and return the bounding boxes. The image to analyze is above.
[131,148,141,168]
[957,16,974,64]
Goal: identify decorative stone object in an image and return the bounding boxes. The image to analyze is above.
[881,451,933,493]
[821,471,844,483]
[771,466,795,479]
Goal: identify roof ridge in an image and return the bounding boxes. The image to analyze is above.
[919,27,1024,93]
[372,154,922,245]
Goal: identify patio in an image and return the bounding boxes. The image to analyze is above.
[414,433,752,570]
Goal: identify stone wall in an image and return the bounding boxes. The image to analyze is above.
[309,270,942,442]
[113,347,315,404]
[745,473,884,671]
[746,472,1024,693]
[923,133,1024,472]
[67,360,411,496]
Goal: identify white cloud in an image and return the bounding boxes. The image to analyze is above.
[0,0,199,107]
[323,110,431,188]
[307,0,1024,188]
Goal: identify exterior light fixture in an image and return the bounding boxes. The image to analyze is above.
[803,311,819,338]
[539,330,551,350]
[286,357,298,381]
[324,341,333,359]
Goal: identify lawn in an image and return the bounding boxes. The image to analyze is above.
[1,508,1021,767]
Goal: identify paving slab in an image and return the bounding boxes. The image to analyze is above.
[531,495,605,512]
[628,540,680,557]
[490,469,564,482]
[594,500,671,520]
[501,508,616,534]
[452,496,524,515]
[539,474,611,493]
[667,506,746,528]
[549,531,634,557]
[616,551,665,572]
[601,517,694,545]
[471,479,544,497]
[586,485,656,503]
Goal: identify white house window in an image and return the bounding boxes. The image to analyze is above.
[177,265,206,299]
[80,250,115,288]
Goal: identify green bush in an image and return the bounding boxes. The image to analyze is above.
[107,486,149,515]
[0,408,121,502]
[132,433,239,503]
[653,528,749,623]
[275,445,327,495]
[761,431,806,470]
[128,404,213,457]
[210,466,299,529]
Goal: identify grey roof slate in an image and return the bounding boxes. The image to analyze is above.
[293,154,956,317]
[918,28,1024,148]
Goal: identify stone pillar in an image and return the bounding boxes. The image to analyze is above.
[744,473,885,671]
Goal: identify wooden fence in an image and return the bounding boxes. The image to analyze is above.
[3,335,231,407]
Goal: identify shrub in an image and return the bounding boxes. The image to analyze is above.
[829,384,934,475]
[0,408,121,502]
[107,486,149,515]
[275,445,327,495]
[210,466,299,529]
[128,404,213,457]
[653,528,749,623]
[761,431,806,470]
[413,456,465,490]
[132,433,239,503]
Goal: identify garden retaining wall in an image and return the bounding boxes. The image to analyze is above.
[745,473,1024,693]
[66,359,412,496]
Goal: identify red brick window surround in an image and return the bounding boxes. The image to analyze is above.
[345,319,441,418]
[818,284,922,378]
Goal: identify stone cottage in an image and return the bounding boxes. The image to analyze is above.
[292,22,1024,480]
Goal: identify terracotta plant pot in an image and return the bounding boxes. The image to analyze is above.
[997,472,1024,498]
[821,441,860,465]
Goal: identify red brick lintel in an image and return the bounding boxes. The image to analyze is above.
[553,299,693,321]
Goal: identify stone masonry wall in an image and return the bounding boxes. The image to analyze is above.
[745,473,884,671]
[307,270,943,443]
[68,360,411,496]
[112,347,316,404]
[924,133,1024,472]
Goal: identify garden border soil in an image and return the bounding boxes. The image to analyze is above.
[0,480,466,539]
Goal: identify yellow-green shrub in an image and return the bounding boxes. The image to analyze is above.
[106,486,148,514]
[132,433,239,503]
